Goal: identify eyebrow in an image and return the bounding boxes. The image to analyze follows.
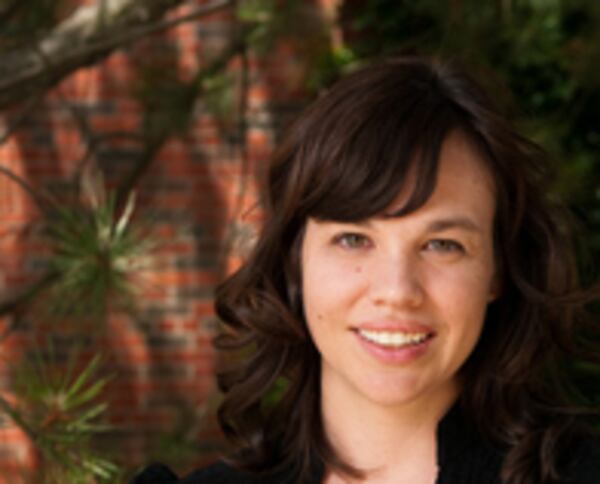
[379,213,483,234]
[320,215,483,233]
[425,217,482,234]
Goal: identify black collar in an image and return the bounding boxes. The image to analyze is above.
[305,403,503,484]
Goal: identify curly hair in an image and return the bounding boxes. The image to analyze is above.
[214,55,597,483]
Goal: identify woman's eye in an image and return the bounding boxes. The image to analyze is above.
[424,239,464,254]
[333,233,372,249]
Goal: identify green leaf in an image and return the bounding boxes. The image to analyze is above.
[63,354,103,403]
[114,191,136,238]
[66,403,108,429]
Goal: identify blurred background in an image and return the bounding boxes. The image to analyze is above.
[0,0,597,482]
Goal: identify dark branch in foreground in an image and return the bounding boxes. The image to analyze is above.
[0,0,234,110]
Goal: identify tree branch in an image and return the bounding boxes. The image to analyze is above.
[0,272,59,342]
[0,395,39,443]
[115,31,246,208]
[0,90,44,145]
[0,0,234,110]
[0,164,53,212]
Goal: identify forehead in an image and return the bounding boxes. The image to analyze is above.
[382,131,496,234]
[384,130,496,219]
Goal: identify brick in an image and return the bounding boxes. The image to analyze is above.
[0,0,312,475]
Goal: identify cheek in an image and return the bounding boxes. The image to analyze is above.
[301,258,366,328]
[450,252,495,293]
[429,262,495,326]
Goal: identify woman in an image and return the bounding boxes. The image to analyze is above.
[133,56,599,483]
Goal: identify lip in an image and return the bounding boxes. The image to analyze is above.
[352,320,435,365]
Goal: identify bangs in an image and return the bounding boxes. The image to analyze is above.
[295,69,466,222]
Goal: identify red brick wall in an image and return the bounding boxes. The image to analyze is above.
[0,1,338,481]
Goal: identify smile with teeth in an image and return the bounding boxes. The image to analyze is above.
[357,329,430,348]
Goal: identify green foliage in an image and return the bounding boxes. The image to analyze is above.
[0,161,156,480]
[40,167,154,320]
[236,0,278,51]
[305,44,357,93]
[201,71,237,128]
[4,349,120,483]
[335,0,600,262]
[237,0,335,92]
[237,0,327,55]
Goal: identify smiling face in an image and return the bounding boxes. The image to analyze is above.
[300,131,498,411]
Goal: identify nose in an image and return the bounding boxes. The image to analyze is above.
[369,251,424,309]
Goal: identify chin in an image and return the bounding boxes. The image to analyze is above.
[356,374,459,410]
[358,380,426,407]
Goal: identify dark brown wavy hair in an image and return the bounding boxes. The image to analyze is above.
[214,55,597,483]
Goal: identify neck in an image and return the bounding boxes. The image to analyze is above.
[320,371,459,482]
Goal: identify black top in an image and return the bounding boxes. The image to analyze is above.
[131,405,600,483]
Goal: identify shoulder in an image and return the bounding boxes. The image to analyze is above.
[564,434,600,483]
[130,461,298,484]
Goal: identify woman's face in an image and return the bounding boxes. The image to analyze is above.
[300,131,498,410]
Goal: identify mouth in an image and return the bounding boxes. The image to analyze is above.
[354,328,434,349]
